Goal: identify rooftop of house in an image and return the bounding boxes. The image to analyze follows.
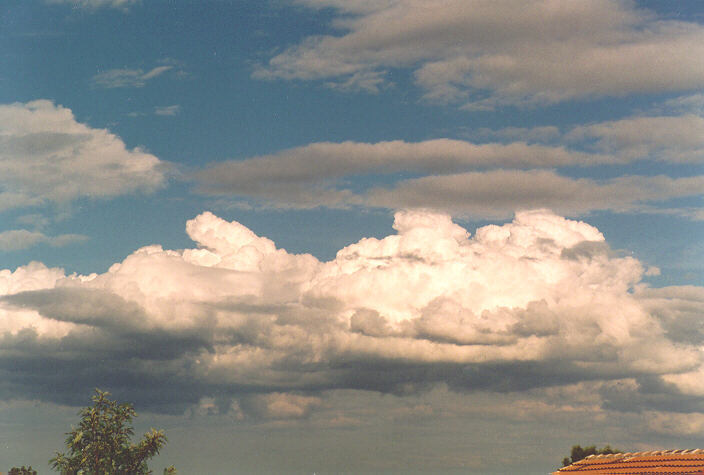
[553,449,704,474]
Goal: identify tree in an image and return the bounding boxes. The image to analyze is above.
[562,444,620,466]
[50,389,172,474]
[9,467,37,475]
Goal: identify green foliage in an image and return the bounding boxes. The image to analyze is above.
[562,444,620,466]
[50,389,171,474]
[9,467,37,475]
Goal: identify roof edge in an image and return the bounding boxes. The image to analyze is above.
[583,448,704,459]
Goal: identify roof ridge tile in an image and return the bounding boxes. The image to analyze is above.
[554,449,704,474]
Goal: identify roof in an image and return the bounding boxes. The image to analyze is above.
[553,449,704,474]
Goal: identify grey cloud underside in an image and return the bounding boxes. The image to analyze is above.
[0,296,699,417]
[0,296,675,413]
[598,376,704,415]
[640,286,704,345]
[1,211,703,423]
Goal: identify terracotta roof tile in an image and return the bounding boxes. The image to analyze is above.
[553,449,704,474]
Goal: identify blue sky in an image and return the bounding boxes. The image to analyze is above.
[1,0,703,473]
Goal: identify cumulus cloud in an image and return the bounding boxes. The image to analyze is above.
[0,209,702,427]
[0,100,168,212]
[239,392,323,420]
[91,66,173,88]
[255,0,704,107]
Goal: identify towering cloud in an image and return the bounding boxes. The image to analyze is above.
[0,210,702,426]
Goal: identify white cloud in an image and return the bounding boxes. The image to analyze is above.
[240,393,323,420]
[0,229,88,252]
[0,262,76,338]
[46,0,138,10]
[0,210,702,420]
[256,0,704,106]
[91,66,172,88]
[154,105,181,116]
[325,70,387,93]
[0,100,168,211]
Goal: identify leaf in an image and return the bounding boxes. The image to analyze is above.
[48,388,175,474]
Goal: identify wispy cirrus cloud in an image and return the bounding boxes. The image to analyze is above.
[91,65,173,89]
[255,0,704,107]
[154,105,181,116]
[661,93,704,115]
[45,0,138,11]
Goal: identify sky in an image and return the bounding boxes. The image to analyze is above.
[0,0,703,473]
